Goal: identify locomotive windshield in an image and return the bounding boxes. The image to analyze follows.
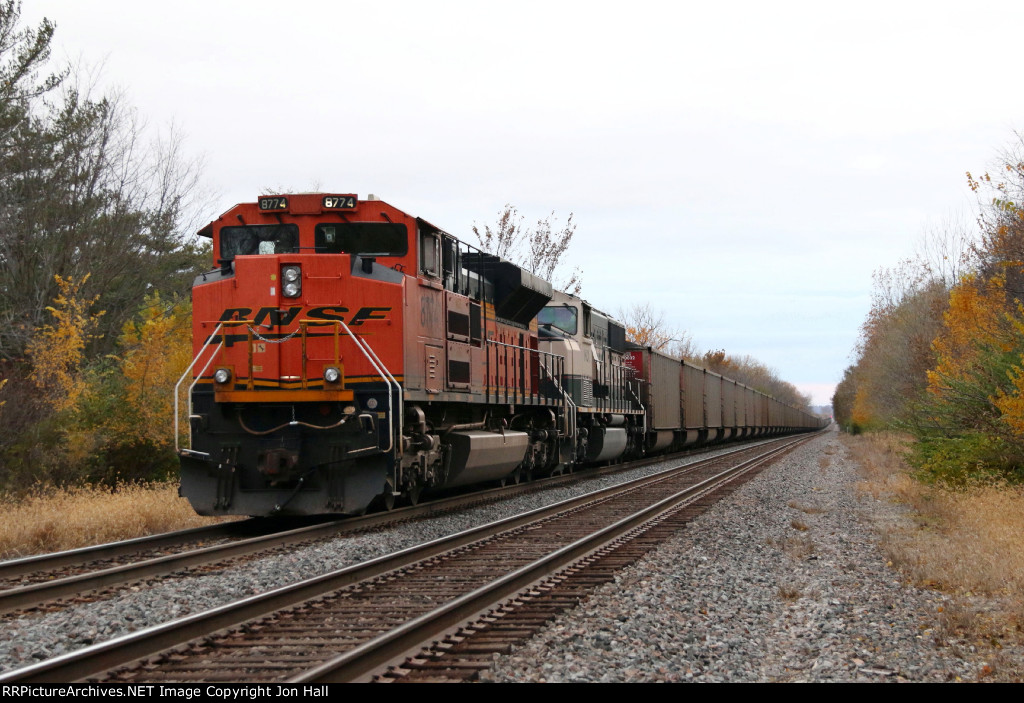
[538,304,578,335]
[314,223,408,256]
[220,225,299,259]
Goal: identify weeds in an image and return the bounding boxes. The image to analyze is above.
[0,482,234,559]
[845,432,1024,642]
[767,535,816,560]
[778,585,802,600]
[787,500,826,514]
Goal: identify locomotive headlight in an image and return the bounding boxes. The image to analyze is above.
[281,265,301,298]
[214,368,232,384]
[323,367,341,384]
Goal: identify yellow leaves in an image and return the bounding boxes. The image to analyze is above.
[27,275,104,412]
[26,280,192,459]
[928,275,1008,394]
[850,386,875,429]
[620,303,678,352]
[625,323,675,351]
[928,272,1024,437]
[994,365,1024,436]
[100,292,192,450]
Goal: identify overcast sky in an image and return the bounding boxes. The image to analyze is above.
[24,1,1024,405]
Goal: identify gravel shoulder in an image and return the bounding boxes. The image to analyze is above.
[484,428,1023,683]
[0,441,776,675]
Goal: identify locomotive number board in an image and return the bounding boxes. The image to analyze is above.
[323,195,357,209]
[258,196,288,211]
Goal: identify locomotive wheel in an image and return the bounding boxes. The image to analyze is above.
[406,484,422,506]
[373,481,397,512]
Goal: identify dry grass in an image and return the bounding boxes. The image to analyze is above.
[787,500,826,514]
[845,432,1024,640]
[0,482,234,559]
[766,534,816,560]
[778,584,802,601]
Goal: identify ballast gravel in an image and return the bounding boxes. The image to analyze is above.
[482,428,1024,683]
[0,440,781,675]
[2,430,1019,681]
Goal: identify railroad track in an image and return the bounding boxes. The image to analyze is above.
[0,434,812,683]
[0,437,794,616]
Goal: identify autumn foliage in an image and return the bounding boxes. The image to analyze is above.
[27,275,104,412]
[2,284,193,491]
[835,134,1024,482]
[0,6,208,493]
[99,292,193,450]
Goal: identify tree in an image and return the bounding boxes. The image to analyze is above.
[0,73,210,360]
[0,6,210,489]
[472,204,582,294]
[26,274,103,412]
[0,5,211,362]
[66,292,193,483]
[617,302,696,356]
[99,292,192,450]
[0,1,62,151]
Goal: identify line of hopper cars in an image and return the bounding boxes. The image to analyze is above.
[175,193,827,517]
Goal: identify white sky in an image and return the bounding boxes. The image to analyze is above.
[24,0,1024,405]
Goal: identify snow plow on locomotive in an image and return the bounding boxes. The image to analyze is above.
[175,193,825,517]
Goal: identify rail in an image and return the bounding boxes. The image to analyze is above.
[0,436,812,684]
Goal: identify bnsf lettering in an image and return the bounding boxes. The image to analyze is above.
[219,307,252,321]
[216,306,391,326]
[348,307,390,326]
[306,306,349,323]
[253,306,302,327]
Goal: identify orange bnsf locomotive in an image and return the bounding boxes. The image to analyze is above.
[176,193,824,517]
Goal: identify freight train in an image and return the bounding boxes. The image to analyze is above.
[174,193,826,517]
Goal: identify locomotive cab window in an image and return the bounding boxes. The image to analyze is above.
[420,231,440,277]
[314,223,409,256]
[538,304,578,335]
[219,225,299,260]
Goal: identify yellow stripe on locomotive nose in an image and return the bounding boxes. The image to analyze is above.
[215,389,355,403]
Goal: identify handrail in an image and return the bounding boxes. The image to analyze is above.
[355,326,402,458]
[627,378,646,438]
[537,352,575,440]
[174,323,225,457]
[335,319,400,460]
[486,338,564,404]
